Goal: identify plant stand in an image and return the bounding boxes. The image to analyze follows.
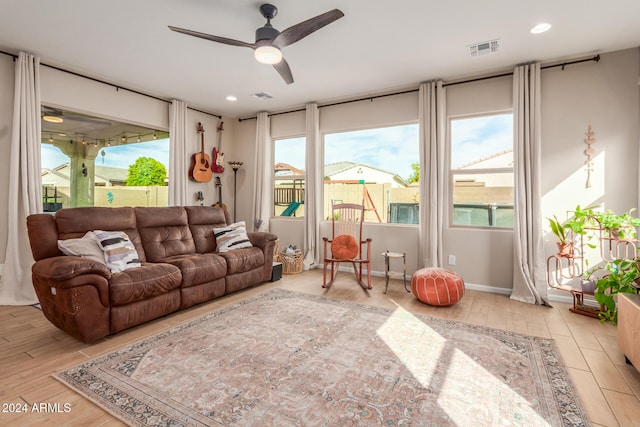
[570,290,601,318]
[546,219,639,319]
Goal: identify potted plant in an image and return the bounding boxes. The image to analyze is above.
[593,209,640,241]
[548,215,573,257]
[594,258,639,324]
[565,205,598,237]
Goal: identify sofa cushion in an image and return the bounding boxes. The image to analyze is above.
[54,206,146,262]
[93,230,142,272]
[135,207,196,262]
[109,263,182,306]
[58,231,106,264]
[214,221,253,252]
[218,247,265,275]
[161,253,227,288]
[184,206,229,253]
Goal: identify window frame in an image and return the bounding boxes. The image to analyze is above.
[272,135,306,218]
[322,122,420,225]
[448,111,514,230]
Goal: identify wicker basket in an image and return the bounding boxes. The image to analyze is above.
[278,249,303,274]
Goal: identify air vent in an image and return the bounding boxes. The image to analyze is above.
[468,39,500,57]
[252,92,273,100]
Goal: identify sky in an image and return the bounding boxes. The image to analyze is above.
[450,113,512,169]
[275,124,420,181]
[274,115,513,181]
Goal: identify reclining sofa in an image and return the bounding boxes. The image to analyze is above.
[26,205,278,343]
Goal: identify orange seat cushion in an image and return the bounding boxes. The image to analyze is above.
[411,268,465,306]
[331,234,359,259]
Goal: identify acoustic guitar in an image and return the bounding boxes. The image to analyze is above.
[189,122,213,182]
[213,177,227,210]
[212,121,225,173]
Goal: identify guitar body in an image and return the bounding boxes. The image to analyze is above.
[190,152,212,182]
[213,200,227,210]
[190,122,213,183]
[213,177,227,210]
[212,121,225,173]
[212,147,225,174]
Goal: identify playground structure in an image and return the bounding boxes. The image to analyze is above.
[274,178,420,222]
[324,180,382,222]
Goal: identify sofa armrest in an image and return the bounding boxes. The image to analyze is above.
[247,232,278,250]
[32,256,111,282]
[31,257,113,342]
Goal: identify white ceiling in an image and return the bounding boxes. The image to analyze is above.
[2,0,640,119]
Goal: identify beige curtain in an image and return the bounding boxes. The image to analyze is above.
[0,52,41,305]
[252,112,272,231]
[418,81,447,268]
[511,63,548,304]
[303,103,322,268]
[169,99,188,206]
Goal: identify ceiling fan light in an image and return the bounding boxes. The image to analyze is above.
[254,45,282,64]
[43,115,64,123]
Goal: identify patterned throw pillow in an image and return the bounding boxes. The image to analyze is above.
[93,230,141,273]
[57,231,106,264]
[213,221,253,252]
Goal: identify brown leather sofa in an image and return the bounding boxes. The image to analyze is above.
[26,205,278,343]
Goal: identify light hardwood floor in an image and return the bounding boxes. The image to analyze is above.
[1,269,640,426]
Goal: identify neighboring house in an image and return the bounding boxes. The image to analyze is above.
[324,161,408,188]
[41,163,128,187]
[456,149,513,188]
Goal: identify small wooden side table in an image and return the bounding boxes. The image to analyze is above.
[382,251,408,294]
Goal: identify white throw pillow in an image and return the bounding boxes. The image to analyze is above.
[57,231,106,264]
[213,221,253,252]
[93,230,141,272]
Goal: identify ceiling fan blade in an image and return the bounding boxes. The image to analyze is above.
[272,9,344,49]
[168,26,255,49]
[273,58,294,85]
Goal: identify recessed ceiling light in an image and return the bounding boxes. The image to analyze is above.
[530,23,551,34]
[225,95,238,102]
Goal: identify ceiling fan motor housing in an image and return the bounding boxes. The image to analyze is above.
[256,25,279,42]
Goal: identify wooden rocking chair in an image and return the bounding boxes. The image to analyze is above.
[322,201,372,289]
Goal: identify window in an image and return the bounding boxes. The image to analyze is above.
[324,124,419,223]
[450,113,513,227]
[41,107,169,210]
[273,136,305,217]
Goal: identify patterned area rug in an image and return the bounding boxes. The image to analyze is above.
[54,289,590,426]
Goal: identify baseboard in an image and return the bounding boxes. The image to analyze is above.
[317,263,576,305]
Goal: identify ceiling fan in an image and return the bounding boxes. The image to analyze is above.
[41,106,112,126]
[169,4,344,84]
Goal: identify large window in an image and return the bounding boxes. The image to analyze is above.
[273,136,306,217]
[324,124,419,223]
[41,107,169,210]
[450,113,513,228]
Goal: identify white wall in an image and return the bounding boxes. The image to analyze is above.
[540,49,640,300]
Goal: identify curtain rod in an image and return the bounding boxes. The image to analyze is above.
[0,49,222,119]
[237,54,601,122]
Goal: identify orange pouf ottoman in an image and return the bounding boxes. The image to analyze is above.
[411,268,465,306]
